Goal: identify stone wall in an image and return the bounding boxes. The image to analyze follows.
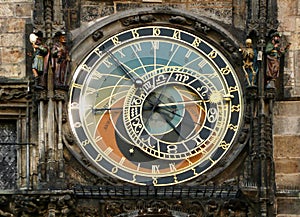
[274,0,300,215]
[0,1,32,78]
[278,0,300,97]
[79,0,234,23]
[273,101,300,216]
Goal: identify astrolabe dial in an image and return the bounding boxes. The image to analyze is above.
[68,26,244,186]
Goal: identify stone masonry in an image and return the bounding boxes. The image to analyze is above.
[0,0,299,216]
[274,101,300,216]
[0,1,32,78]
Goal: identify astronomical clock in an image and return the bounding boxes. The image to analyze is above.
[0,1,282,216]
[59,7,256,215]
[68,24,244,187]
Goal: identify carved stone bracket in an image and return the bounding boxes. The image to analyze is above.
[0,193,75,216]
[101,197,254,217]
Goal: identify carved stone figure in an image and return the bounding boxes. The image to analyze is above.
[29,32,49,89]
[265,32,290,88]
[240,38,258,86]
[51,31,70,89]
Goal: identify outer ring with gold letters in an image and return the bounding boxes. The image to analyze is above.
[68,25,244,186]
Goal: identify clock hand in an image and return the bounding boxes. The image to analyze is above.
[103,47,143,88]
[157,99,204,107]
[158,108,185,140]
[92,105,154,114]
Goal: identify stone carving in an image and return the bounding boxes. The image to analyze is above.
[0,88,27,101]
[194,21,210,34]
[265,32,290,88]
[169,16,191,25]
[92,29,104,42]
[29,31,49,89]
[52,31,71,89]
[10,194,76,216]
[121,14,156,26]
[0,196,13,217]
[102,197,252,217]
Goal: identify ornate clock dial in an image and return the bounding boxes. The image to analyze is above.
[68,26,244,186]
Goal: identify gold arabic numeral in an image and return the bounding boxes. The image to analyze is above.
[219,141,230,150]
[153,27,161,36]
[192,37,202,48]
[111,167,118,174]
[131,29,140,38]
[132,174,137,182]
[228,124,238,131]
[152,177,158,185]
[220,65,231,75]
[208,50,217,59]
[94,47,103,57]
[81,139,89,147]
[231,104,241,112]
[173,30,181,40]
[173,175,178,184]
[95,153,103,162]
[112,36,121,45]
[229,86,239,93]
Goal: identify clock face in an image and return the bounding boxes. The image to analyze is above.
[68,26,244,186]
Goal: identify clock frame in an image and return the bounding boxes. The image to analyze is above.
[67,11,246,186]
